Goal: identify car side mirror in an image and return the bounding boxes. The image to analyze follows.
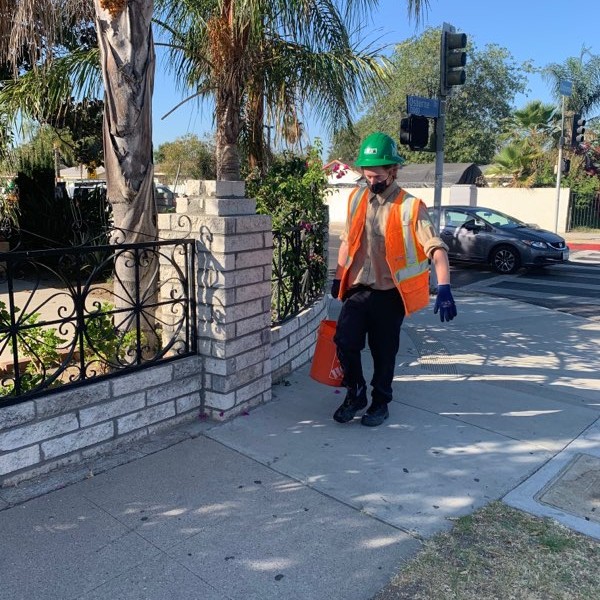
[462,219,487,232]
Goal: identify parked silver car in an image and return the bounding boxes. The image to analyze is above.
[429,205,569,274]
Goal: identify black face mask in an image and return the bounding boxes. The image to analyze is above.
[367,177,390,195]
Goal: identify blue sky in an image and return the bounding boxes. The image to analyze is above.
[151,0,600,151]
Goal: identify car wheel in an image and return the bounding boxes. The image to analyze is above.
[490,245,520,274]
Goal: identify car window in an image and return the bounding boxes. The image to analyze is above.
[156,186,173,199]
[443,210,471,228]
[473,209,524,228]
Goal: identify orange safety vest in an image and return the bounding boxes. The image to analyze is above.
[338,186,430,315]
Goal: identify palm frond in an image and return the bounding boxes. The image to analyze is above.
[0,47,101,130]
[0,0,94,71]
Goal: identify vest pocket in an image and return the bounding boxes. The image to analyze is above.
[399,273,430,314]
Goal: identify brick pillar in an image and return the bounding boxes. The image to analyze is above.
[158,180,273,420]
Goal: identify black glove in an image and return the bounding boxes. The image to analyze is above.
[330,279,341,299]
[433,284,457,322]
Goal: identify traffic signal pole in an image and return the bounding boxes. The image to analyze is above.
[401,23,466,288]
[433,24,466,234]
[431,80,446,291]
[431,25,451,289]
[432,97,446,235]
[554,94,566,233]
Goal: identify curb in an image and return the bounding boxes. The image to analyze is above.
[568,243,600,251]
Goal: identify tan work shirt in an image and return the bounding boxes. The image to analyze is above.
[340,182,448,291]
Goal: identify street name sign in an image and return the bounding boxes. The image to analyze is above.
[559,80,572,96]
[407,95,440,118]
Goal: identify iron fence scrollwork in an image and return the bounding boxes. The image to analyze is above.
[0,235,196,405]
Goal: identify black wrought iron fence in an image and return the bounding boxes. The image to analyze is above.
[271,216,328,324]
[0,237,196,405]
[567,191,600,230]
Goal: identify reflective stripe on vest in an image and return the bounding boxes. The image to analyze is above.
[390,193,429,283]
[343,186,368,269]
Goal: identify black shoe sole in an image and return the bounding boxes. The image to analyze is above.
[333,402,368,423]
[360,410,389,427]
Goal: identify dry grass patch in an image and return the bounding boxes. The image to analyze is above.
[375,501,600,600]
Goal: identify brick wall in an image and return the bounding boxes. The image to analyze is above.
[0,180,327,487]
[271,297,327,383]
[0,356,202,485]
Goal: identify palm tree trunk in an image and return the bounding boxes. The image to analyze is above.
[215,85,242,181]
[246,84,268,175]
[94,0,158,349]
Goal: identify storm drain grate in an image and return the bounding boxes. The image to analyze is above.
[537,453,600,524]
[405,325,459,375]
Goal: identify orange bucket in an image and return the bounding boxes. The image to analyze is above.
[310,319,344,387]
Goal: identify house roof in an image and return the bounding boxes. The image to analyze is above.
[326,161,486,188]
[395,163,485,187]
[59,165,106,181]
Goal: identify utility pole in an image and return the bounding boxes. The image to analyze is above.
[554,80,572,233]
[264,125,274,153]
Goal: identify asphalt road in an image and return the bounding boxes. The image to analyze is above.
[327,227,600,320]
[456,260,600,320]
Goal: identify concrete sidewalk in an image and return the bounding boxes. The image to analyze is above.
[1,293,599,600]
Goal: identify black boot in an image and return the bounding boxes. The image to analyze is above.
[333,385,368,423]
[360,402,389,427]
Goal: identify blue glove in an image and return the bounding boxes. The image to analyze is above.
[434,284,457,322]
[331,279,341,299]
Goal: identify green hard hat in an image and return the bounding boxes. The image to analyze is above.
[355,132,405,167]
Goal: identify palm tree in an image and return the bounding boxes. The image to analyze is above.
[0,1,156,243]
[505,100,559,148]
[154,0,430,180]
[544,50,600,118]
[1,1,430,185]
[488,100,560,187]
[486,142,543,187]
[93,0,156,245]
[0,0,158,341]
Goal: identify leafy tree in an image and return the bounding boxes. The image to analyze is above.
[155,134,216,181]
[329,28,528,165]
[50,99,105,172]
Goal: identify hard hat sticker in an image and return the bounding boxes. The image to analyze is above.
[365,148,378,154]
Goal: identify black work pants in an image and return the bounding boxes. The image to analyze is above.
[333,286,405,405]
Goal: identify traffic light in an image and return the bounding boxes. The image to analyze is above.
[399,115,430,150]
[400,117,411,146]
[441,31,467,95]
[571,114,586,147]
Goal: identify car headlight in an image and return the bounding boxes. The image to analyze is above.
[522,240,548,249]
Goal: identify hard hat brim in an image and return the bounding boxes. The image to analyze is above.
[355,156,405,167]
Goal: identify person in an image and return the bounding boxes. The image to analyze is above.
[330,132,457,427]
